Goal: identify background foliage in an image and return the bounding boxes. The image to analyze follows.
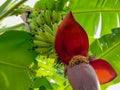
[0,0,120,90]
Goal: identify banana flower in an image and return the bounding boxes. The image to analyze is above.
[55,12,117,90]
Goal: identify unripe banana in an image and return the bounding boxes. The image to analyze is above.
[38,14,46,25]
[52,23,58,35]
[44,10,51,26]
[35,35,45,41]
[33,40,52,47]
[44,24,54,35]
[29,23,36,31]
[47,48,56,58]
[31,19,40,30]
[56,13,61,23]
[35,47,51,54]
[51,10,58,24]
[44,30,55,43]
[43,48,54,58]
[27,10,58,58]
[37,29,50,42]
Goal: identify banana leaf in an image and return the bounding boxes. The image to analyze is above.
[68,0,120,43]
[0,0,26,21]
[0,30,37,90]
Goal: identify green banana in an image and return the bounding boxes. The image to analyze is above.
[46,47,57,58]
[27,10,59,58]
[44,10,52,26]
[44,30,55,43]
[40,47,54,56]
[31,19,40,30]
[46,48,56,58]
[33,40,52,48]
[29,23,35,31]
[41,48,54,57]
[37,14,46,25]
[51,10,58,24]
[44,24,54,35]
[29,23,38,34]
[35,35,45,41]
[35,47,51,54]
[37,29,50,42]
[56,13,61,23]
[52,23,58,35]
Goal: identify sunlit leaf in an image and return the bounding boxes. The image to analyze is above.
[0,0,12,14]
[90,28,120,89]
[68,0,120,42]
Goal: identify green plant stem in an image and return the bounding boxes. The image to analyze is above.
[0,0,27,21]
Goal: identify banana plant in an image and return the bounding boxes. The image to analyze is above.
[0,0,120,90]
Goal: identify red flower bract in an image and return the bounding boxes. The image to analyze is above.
[54,11,117,85]
[55,12,89,65]
[90,59,117,84]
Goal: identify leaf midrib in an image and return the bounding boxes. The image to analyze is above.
[72,9,120,14]
[0,60,26,69]
[97,41,120,58]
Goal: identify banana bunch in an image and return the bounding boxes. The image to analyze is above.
[27,10,61,58]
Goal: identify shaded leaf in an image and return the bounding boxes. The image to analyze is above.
[0,30,37,90]
[54,0,69,11]
[34,0,54,10]
[32,76,53,90]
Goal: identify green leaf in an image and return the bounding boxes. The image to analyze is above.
[0,0,12,14]
[34,0,54,10]
[32,76,53,90]
[90,28,120,89]
[54,0,69,11]
[0,23,25,33]
[0,0,26,20]
[34,0,69,11]
[67,0,120,42]
[0,31,37,90]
